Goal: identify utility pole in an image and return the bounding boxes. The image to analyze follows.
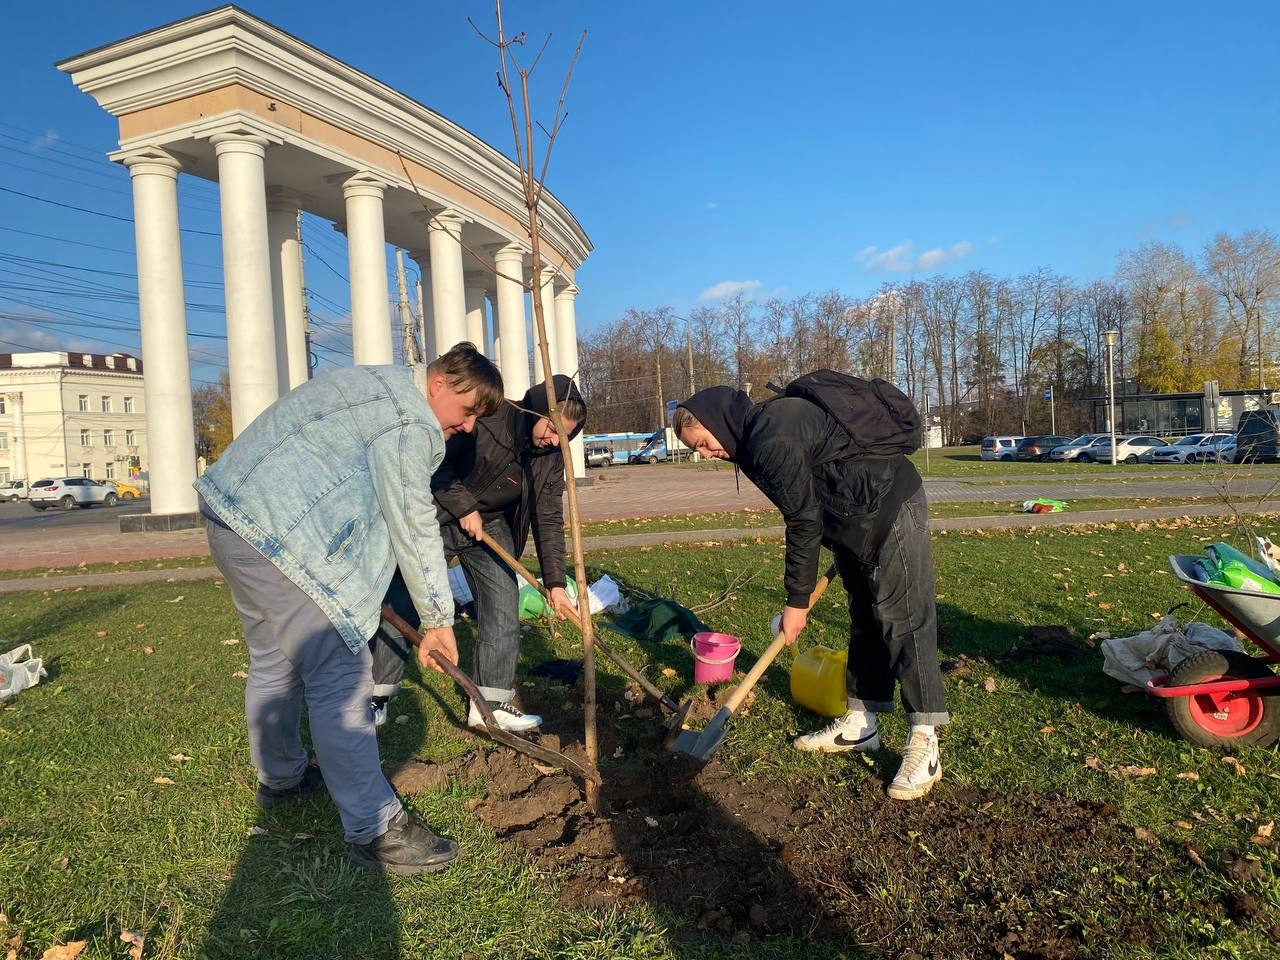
[686,330,695,397]
[395,250,416,366]
[415,280,429,363]
[298,211,315,379]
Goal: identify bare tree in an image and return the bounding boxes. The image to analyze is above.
[1204,230,1280,389]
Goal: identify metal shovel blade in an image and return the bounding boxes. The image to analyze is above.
[668,706,730,761]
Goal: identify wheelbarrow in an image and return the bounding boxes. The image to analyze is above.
[1147,555,1280,748]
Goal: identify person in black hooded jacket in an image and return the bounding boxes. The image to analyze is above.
[371,375,585,732]
[674,384,948,800]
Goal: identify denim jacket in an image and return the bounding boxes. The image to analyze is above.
[194,366,453,654]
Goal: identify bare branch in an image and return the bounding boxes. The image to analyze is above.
[534,30,586,207]
[527,32,553,75]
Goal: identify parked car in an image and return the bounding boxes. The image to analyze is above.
[980,436,1024,461]
[1100,435,1170,464]
[28,477,119,510]
[1014,435,1073,462]
[585,446,613,469]
[1235,409,1280,463]
[1217,436,1239,463]
[1138,433,1233,464]
[96,478,144,499]
[1048,434,1112,462]
[2,480,28,501]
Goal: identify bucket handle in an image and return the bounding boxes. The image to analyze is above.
[690,636,740,666]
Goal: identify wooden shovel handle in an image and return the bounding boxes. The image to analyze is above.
[722,562,839,716]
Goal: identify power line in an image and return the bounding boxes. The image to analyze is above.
[0,185,220,237]
[0,227,224,272]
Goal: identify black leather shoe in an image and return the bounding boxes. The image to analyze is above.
[348,808,460,876]
[254,764,327,809]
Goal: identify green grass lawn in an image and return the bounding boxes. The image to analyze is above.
[2,520,1278,958]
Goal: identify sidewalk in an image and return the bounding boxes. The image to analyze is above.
[5,499,1278,594]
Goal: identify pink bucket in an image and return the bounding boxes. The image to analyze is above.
[691,632,741,684]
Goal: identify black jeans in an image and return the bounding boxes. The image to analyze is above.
[834,487,949,725]
[372,516,522,694]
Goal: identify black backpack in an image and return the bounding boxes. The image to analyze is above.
[783,370,921,456]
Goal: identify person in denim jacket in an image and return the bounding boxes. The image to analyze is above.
[195,343,502,875]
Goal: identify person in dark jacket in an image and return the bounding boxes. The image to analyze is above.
[372,375,585,731]
[674,385,949,800]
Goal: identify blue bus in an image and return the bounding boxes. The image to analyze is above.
[582,432,654,466]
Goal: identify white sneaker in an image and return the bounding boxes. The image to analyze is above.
[467,686,542,733]
[793,710,880,753]
[888,729,942,800]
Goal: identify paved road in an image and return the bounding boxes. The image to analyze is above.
[4,464,1279,571]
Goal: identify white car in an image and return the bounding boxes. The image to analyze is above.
[29,477,120,510]
[1217,436,1239,464]
[1048,434,1112,461]
[1,480,28,501]
[1138,433,1233,464]
[1102,435,1170,464]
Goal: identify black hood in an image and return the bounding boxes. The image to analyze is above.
[679,386,753,461]
[521,375,585,454]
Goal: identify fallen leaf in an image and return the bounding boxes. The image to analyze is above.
[153,776,175,785]
[56,857,69,870]
[1174,820,1194,830]
[1222,756,1246,776]
[1098,602,1112,610]
[291,832,315,844]
[644,816,659,828]
[232,671,249,680]
[7,932,23,960]
[394,715,409,725]
[119,930,145,960]
[1117,765,1157,777]
[40,942,87,960]
[1177,771,1200,781]
[167,596,185,603]
[1257,820,1274,838]
[95,630,108,638]
[221,638,239,645]
[247,826,269,836]
[612,746,624,758]
[607,874,627,884]
[1085,756,1106,771]
[1185,845,1207,868]
[1039,725,1055,734]
[984,677,997,694]
[1133,826,1154,842]
[143,646,154,655]
[660,667,677,678]
[168,753,193,763]
[531,763,556,775]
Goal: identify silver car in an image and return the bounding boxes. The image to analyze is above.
[1048,434,1112,461]
[1139,433,1233,464]
[29,477,120,511]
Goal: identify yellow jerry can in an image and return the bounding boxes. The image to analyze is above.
[790,644,848,717]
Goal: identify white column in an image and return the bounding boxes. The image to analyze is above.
[485,289,499,363]
[6,393,26,483]
[463,273,487,350]
[492,243,530,399]
[409,249,436,359]
[423,209,466,353]
[532,264,560,381]
[341,173,393,365]
[555,282,586,479]
[212,134,279,436]
[121,148,197,514]
[266,188,309,390]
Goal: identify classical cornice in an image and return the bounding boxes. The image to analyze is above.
[58,5,591,268]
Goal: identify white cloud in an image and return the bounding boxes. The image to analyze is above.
[855,240,973,273]
[696,279,761,302]
[30,129,58,151]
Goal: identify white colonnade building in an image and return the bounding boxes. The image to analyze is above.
[59,6,591,528]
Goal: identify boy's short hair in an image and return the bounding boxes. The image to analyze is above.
[672,405,701,437]
[427,342,503,416]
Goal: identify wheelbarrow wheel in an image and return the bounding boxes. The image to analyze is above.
[1166,649,1280,749]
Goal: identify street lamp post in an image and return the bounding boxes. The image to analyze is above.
[1105,328,1120,466]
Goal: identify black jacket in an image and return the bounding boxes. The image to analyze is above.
[431,378,582,589]
[682,391,921,607]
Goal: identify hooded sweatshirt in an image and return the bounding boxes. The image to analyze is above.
[432,375,585,588]
[680,385,921,605]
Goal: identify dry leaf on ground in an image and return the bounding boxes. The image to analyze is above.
[1117,765,1157,777]
[167,596,185,603]
[40,942,87,960]
[247,826,269,836]
[221,638,239,645]
[1256,820,1274,838]
[1177,771,1200,781]
[660,667,677,678]
[143,646,154,655]
[153,776,175,785]
[1174,820,1194,830]
[120,930,145,960]
[168,753,193,763]
[291,832,315,844]
[983,677,997,694]
[232,671,249,680]
[95,630,107,638]
[1222,756,1246,776]
[1084,756,1106,771]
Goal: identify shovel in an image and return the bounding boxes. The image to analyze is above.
[669,562,839,762]
[476,530,693,733]
[380,605,600,785]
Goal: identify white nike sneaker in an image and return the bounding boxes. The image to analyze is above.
[467,686,542,733]
[888,729,942,800]
[793,710,881,753]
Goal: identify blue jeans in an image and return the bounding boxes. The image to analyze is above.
[374,516,522,692]
[836,488,950,726]
[206,519,402,843]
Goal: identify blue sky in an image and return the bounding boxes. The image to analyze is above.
[3,1,1279,381]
